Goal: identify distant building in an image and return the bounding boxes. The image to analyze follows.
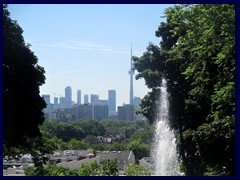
[78,104,93,120]
[60,97,65,109]
[117,104,134,121]
[91,94,99,105]
[97,150,135,172]
[139,157,154,170]
[108,114,118,120]
[54,97,58,105]
[118,106,125,121]
[77,90,81,105]
[96,99,108,106]
[65,86,72,108]
[42,94,51,118]
[94,105,109,120]
[84,94,89,104]
[108,90,116,113]
[53,97,60,114]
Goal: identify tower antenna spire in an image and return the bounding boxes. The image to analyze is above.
[129,43,134,105]
[131,42,132,67]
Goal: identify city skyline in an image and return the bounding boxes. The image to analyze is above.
[42,87,132,106]
[8,4,173,107]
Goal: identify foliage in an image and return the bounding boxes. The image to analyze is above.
[40,119,149,144]
[125,164,151,176]
[40,119,106,141]
[3,4,46,148]
[67,138,90,150]
[25,160,119,176]
[3,5,56,175]
[133,4,235,175]
[126,140,150,162]
[39,119,154,167]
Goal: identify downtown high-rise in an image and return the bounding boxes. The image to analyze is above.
[65,86,72,108]
[108,90,116,112]
[77,90,81,104]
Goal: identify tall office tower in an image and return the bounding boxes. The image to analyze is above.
[60,97,65,108]
[117,104,134,121]
[77,90,81,104]
[65,86,72,108]
[42,94,51,118]
[84,94,89,104]
[54,97,58,105]
[91,94,99,105]
[94,105,109,120]
[128,43,134,105]
[108,90,116,112]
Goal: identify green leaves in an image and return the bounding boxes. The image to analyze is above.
[125,164,151,176]
[4,4,46,148]
[133,4,235,175]
[25,160,119,176]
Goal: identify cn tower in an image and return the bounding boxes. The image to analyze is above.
[128,43,134,105]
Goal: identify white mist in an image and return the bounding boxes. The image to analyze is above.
[152,78,179,176]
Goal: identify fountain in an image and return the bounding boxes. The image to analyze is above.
[151,78,179,176]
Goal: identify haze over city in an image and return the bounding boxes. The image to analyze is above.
[8,4,173,106]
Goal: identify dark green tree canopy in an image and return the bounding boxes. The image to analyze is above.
[3,5,46,148]
[133,4,235,175]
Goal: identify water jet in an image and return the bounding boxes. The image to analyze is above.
[151,78,179,176]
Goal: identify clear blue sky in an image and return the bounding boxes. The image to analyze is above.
[8,4,174,107]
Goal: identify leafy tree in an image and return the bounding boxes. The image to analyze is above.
[127,140,150,162]
[97,159,119,176]
[25,160,119,176]
[133,4,235,175]
[125,164,151,176]
[3,4,46,148]
[106,143,126,151]
[3,5,56,174]
[67,138,90,150]
[73,120,106,137]
[130,124,154,144]
[83,135,99,144]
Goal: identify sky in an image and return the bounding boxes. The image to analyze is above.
[8,4,174,107]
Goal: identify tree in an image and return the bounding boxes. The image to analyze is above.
[25,160,119,176]
[3,4,47,149]
[133,4,235,175]
[127,140,150,162]
[67,138,90,150]
[125,164,151,176]
[83,135,99,144]
[3,5,56,174]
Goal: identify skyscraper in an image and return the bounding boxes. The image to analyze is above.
[84,94,89,104]
[77,90,81,104]
[65,86,72,108]
[128,44,134,105]
[54,97,58,105]
[91,94,99,105]
[42,94,51,118]
[60,97,65,108]
[117,104,134,121]
[93,105,109,120]
[108,90,116,112]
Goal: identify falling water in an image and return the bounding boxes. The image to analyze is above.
[152,78,179,176]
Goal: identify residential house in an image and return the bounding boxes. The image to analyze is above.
[97,150,135,172]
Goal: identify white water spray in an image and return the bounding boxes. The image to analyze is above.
[152,78,179,176]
